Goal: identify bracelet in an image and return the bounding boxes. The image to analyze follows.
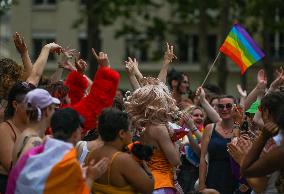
[191,127,198,133]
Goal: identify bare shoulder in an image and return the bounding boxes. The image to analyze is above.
[0,122,14,139]
[148,124,169,137]
[27,136,43,147]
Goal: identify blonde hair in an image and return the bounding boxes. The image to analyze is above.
[183,105,206,118]
[125,77,179,129]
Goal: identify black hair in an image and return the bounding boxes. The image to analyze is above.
[112,96,125,111]
[129,143,153,161]
[167,69,188,94]
[261,91,284,129]
[98,108,129,142]
[51,108,82,141]
[203,84,223,95]
[218,94,237,104]
[4,81,34,120]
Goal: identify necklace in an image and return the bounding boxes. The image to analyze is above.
[219,123,234,136]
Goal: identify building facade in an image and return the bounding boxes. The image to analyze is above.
[1,0,273,95]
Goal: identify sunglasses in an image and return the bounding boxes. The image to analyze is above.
[217,103,233,110]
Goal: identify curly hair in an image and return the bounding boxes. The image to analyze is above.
[125,77,179,129]
[47,81,69,106]
[0,58,24,99]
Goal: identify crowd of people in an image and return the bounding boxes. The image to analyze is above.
[0,33,283,194]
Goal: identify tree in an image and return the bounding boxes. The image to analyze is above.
[217,0,231,92]
[84,0,160,77]
[241,0,284,84]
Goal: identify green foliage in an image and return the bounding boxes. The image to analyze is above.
[0,0,15,16]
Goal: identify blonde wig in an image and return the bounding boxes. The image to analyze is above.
[125,77,179,129]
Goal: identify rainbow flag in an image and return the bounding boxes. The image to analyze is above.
[6,138,89,194]
[219,23,265,74]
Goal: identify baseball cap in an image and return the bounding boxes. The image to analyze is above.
[51,108,84,139]
[24,88,60,109]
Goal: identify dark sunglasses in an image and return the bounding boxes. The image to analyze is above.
[217,103,233,110]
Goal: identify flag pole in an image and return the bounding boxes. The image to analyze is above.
[201,51,221,87]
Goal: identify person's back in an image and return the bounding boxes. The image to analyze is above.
[139,123,180,191]
[92,146,138,194]
[90,108,154,194]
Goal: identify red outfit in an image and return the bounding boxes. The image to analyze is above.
[64,66,120,134]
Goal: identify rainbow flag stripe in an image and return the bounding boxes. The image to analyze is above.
[219,23,265,74]
[6,138,89,194]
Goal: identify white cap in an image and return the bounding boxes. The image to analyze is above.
[24,88,60,109]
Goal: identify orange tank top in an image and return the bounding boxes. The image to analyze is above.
[147,149,175,189]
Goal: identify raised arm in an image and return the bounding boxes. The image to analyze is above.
[158,43,177,83]
[266,67,284,94]
[64,59,89,105]
[73,49,120,132]
[196,87,221,123]
[236,84,247,108]
[155,125,180,166]
[227,136,268,193]
[244,69,267,110]
[13,32,33,78]
[241,121,282,177]
[199,124,213,192]
[125,57,140,90]
[26,43,62,86]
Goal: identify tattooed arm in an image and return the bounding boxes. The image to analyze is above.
[17,137,43,161]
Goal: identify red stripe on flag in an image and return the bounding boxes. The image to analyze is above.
[220,42,248,74]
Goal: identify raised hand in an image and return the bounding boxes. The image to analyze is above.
[232,104,244,125]
[125,57,138,75]
[44,42,63,55]
[92,48,110,67]
[237,84,247,98]
[62,48,80,59]
[256,69,267,91]
[13,32,28,55]
[262,121,279,138]
[195,86,206,103]
[163,42,177,65]
[270,67,284,90]
[181,112,195,129]
[75,59,88,74]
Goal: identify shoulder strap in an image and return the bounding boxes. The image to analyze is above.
[107,151,122,185]
[208,123,216,140]
[5,121,17,142]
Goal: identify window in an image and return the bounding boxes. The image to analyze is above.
[32,34,56,61]
[125,38,149,62]
[207,35,217,60]
[270,32,284,61]
[176,34,199,63]
[177,34,189,62]
[79,37,88,60]
[33,0,56,5]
